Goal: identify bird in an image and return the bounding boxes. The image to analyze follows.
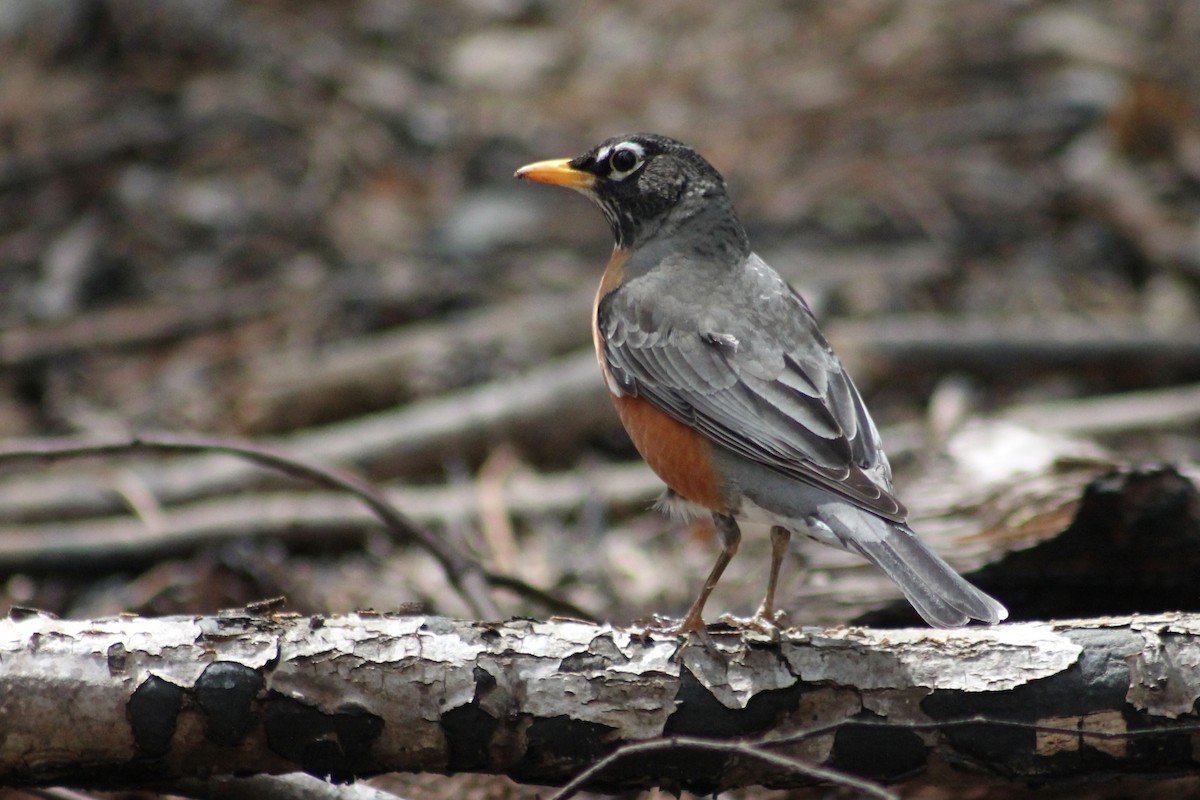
[514,133,1007,633]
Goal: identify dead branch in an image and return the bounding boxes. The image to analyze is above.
[1,245,947,434]
[0,462,658,575]
[548,733,896,800]
[4,415,1196,630]
[0,351,611,524]
[0,287,283,368]
[237,287,595,432]
[4,325,1197,528]
[4,612,1200,794]
[828,316,1200,387]
[1003,381,1200,436]
[0,433,499,620]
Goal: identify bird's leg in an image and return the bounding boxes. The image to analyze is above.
[751,525,792,629]
[675,513,741,636]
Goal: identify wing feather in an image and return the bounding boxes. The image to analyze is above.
[599,253,905,522]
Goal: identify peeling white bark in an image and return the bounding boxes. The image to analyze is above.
[1127,615,1200,718]
[2,612,1199,792]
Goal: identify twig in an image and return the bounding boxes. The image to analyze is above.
[549,734,896,800]
[5,334,1196,527]
[238,286,594,432]
[554,714,1200,800]
[0,433,499,620]
[0,350,611,523]
[773,714,1200,747]
[828,316,1200,385]
[0,462,658,571]
[0,287,281,367]
[1003,381,1200,436]
[476,445,521,574]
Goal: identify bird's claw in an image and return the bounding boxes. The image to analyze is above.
[632,614,720,656]
[717,609,790,641]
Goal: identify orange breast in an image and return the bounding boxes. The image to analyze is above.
[592,247,727,511]
[611,394,727,511]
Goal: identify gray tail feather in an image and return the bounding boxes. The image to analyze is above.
[831,513,1007,628]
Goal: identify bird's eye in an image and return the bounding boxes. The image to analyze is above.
[608,146,642,177]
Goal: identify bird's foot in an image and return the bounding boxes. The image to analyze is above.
[750,606,789,631]
[717,609,790,641]
[636,613,719,655]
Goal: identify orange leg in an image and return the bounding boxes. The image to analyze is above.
[676,513,741,636]
[752,525,792,626]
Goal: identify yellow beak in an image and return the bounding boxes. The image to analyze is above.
[514,158,596,192]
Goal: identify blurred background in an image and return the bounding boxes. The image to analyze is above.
[1,1,1200,794]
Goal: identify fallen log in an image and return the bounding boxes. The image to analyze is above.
[3,611,1200,795]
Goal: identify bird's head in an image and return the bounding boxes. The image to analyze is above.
[516,133,740,251]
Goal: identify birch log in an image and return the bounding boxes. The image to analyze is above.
[3,612,1200,793]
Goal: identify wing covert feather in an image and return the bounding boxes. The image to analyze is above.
[598,253,905,521]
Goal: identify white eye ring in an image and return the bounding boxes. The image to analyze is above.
[605,142,644,179]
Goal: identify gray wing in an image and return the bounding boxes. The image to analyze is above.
[598,252,906,522]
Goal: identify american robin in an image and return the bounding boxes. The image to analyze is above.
[515,134,1007,632]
